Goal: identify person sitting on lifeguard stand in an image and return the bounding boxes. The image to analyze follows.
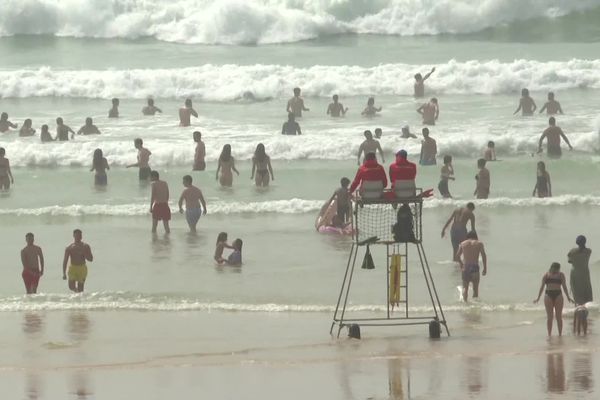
[389,149,417,198]
[349,152,388,200]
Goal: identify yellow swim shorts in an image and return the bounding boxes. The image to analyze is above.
[68,264,88,283]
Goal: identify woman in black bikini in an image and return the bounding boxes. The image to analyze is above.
[534,262,573,336]
[251,143,274,187]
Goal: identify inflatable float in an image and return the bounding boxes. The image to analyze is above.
[315,196,354,235]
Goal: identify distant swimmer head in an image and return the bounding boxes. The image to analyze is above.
[293,87,301,96]
[430,97,438,104]
[73,229,83,241]
[134,138,143,148]
[401,125,410,136]
[548,92,555,100]
[374,128,382,138]
[422,127,430,137]
[549,117,556,126]
[576,235,587,249]
[367,97,375,106]
[147,98,154,106]
[521,88,529,97]
[332,94,339,102]
[0,147,5,156]
[549,262,561,273]
[443,155,452,164]
[24,118,32,127]
[150,170,159,181]
[241,91,255,100]
[0,112,7,121]
[414,73,423,81]
[216,232,228,244]
[85,117,93,125]
[365,152,376,161]
[254,143,266,161]
[537,161,546,173]
[287,112,295,121]
[477,158,486,168]
[93,148,103,160]
[219,144,232,162]
[185,98,192,107]
[466,230,478,240]
[25,232,34,244]
[112,98,119,106]
[487,141,495,148]
[466,202,475,211]
[183,174,192,186]
[41,124,48,133]
[56,117,63,125]
[233,238,243,251]
[193,131,201,142]
[341,177,350,188]
[396,149,407,159]
[363,130,373,139]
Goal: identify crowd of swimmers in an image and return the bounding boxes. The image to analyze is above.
[0,67,593,337]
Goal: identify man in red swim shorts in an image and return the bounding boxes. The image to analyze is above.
[150,170,171,234]
[20,232,44,294]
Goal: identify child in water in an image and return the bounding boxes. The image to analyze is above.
[532,161,551,198]
[226,239,243,266]
[438,155,454,198]
[214,232,234,264]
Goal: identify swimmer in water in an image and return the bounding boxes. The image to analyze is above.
[108,98,119,118]
[178,175,207,233]
[361,97,382,117]
[0,147,15,190]
[77,117,101,135]
[90,148,109,187]
[438,155,454,198]
[417,98,439,125]
[327,94,348,117]
[441,203,476,262]
[225,239,243,266]
[374,128,383,139]
[513,88,537,116]
[539,92,563,115]
[357,130,384,165]
[19,119,35,137]
[216,144,239,187]
[150,170,171,234]
[0,112,18,132]
[251,143,274,187]
[474,158,490,199]
[126,138,152,181]
[20,232,44,294]
[419,128,437,166]
[414,67,436,98]
[40,125,54,142]
[55,117,75,141]
[214,232,234,264]
[179,98,198,127]
[532,161,551,198]
[281,112,302,135]
[62,229,94,293]
[193,131,206,171]
[537,117,572,158]
[142,98,162,115]
[533,262,573,336]
[456,230,488,302]
[401,126,417,139]
[286,87,309,118]
[484,141,496,161]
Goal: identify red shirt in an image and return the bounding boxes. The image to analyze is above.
[350,159,388,193]
[389,157,417,187]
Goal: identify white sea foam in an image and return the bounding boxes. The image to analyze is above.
[0,291,565,313]
[1,195,600,218]
[2,59,600,100]
[0,0,597,45]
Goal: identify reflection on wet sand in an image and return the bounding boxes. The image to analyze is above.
[463,356,486,395]
[151,233,172,260]
[25,373,41,400]
[387,357,406,400]
[23,312,44,337]
[546,352,566,394]
[570,351,594,393]
[23,312,44,399]
[68,312,93,399]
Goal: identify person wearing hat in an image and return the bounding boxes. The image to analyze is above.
[568,235,593,305]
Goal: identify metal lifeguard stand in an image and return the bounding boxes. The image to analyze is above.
[330,189,449,338]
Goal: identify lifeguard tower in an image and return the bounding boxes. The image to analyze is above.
[330,187,449,338]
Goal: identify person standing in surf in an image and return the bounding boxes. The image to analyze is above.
[419,128,437,166]
[532,161,551,198]
[142,98,162,115]
[62,229,94,293]
[456,230,487,302]
[108,98,119,118]
[281,112,302,135]
[474,158,490,199]
[55,117,75,141]
[361,97,382,117]
[0,147,14,190]
[357,130,384,165]
[441,203,476,262]
[438,155,454,198]
[250,143,274,187]
[513,88,537,116]
[533,262,573,336]
[127,138,152,181]
[0,112,18,132]
[20,233,44,294]
[19,119,35,137]
[537,117,572,158]
[90,149,109,186]
[414,67,436,98]
[193,131,206,171]
[216,144,239,187]
[568,235,593,305]
[178,175,207,233]
[327,94,348,117]
[539,92,563,115]
[484,141,496,161]
[179,98,198,127]
[286,87,309,118]
[150,170,171,234]
[416,98,439,125]
[77,117,101,135]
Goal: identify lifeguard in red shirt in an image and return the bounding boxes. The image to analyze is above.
[350,153,388,199]
[389,150,417,197]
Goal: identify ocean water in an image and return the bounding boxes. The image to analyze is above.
[2,1,600,398]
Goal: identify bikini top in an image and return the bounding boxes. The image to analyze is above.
[545,275,562,285]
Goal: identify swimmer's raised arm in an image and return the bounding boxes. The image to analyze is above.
[423,67,436,81]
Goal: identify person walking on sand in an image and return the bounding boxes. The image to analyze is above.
[539,92,563,115]
[414,67,436,98]
[419,127,437,166]
[150,171,171,234]
[327,94,348,117]
[286,87,309,118]
[357,130,384,165]
[537,117,572,159]
[456,230,487,302]
[251,143,274,187]
[216,144,239,187]
[126,138,152,181]
[179,98,198,127]
[142,98,162,115]
[474,158,490,199]
[533,262,573,336]
[568,235,593,306]
[513,88,537,116]
[62,229,93,293]
[438,155,455,198]
[0,147,14,190]
[178,175,207,233]
[90,149,109,186]
[21,233,44,294]
[532,161,551,198]
[417,98,439,125]
[441,203,476,262]
[193,131,206,171]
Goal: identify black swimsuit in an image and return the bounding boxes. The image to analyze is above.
[545,276,562,301]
